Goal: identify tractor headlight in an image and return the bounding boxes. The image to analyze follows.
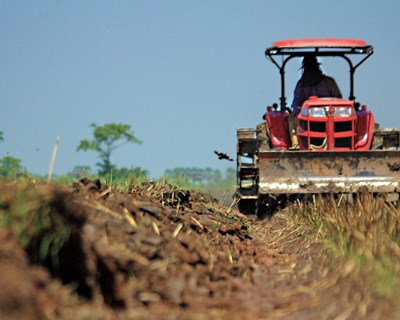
[307,106,353,117]
[308,107,327,117]
[333,107,353,117]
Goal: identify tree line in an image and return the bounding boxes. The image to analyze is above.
[164,167,235,184]
[0,124,236,185]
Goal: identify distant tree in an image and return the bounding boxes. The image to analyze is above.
[112,166,148,181]
[77,123,142,175]
[204,167,222,183]
[0,156,25,179]
[164,167,222,185]
[225,167,236,182]
[0,131,3,143]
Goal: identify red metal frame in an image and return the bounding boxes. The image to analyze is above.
[264,111,290,150]
[297,97,356,151]
[264,97,375,151]
[264,96,375,151]
[355,108,375,150]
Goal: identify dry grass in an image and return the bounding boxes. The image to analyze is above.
[298,194,400,268]
[285,193,400,318]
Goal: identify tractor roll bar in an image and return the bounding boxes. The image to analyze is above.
[265,38,374,110]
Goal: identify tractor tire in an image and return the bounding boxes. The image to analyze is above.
[238,199,256,216]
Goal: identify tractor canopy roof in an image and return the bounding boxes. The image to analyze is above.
[266,38,373,56]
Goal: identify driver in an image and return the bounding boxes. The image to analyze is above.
[291,55,342,114]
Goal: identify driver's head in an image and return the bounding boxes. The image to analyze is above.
[302,55,320,70]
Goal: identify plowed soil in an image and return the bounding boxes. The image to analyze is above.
[0,179,392,319]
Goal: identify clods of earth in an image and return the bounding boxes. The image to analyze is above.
[0,179,392,319]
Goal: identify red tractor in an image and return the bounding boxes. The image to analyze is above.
[236,38,400,216]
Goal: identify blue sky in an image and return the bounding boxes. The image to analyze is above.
[1,1,400,179]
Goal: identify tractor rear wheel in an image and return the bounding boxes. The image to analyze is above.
[238,199,256,216]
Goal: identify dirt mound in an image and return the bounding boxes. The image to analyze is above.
[0,179,391,319]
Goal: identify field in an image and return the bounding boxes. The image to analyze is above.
[0,178,399,320]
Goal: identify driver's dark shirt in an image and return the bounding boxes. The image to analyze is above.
[291,75,342,113]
